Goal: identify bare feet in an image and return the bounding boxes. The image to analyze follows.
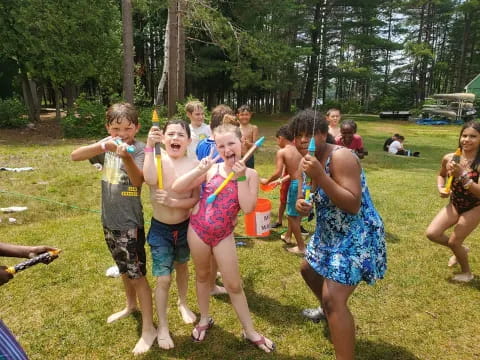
[452,272,474,283]
[107,307,137,323]
[157,327,174,350]
[448,246,470,267]
[178,302,196,324]
[243,332,275,353]
[287,246,305,255]
[132,326,157,355]
[210,284,228,296]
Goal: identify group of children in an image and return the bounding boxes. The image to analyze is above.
[71,101,272,355]
[4,100,479,360]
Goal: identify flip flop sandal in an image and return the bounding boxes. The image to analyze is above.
[191,318,214,342]
[243,333,276,353]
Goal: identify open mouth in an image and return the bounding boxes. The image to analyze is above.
[171,144,181,151]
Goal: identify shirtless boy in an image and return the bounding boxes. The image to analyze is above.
[237,105,259,168]
[261,124,305,254]
[143,119,200,349]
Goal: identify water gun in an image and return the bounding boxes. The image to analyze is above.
[6,250,61,275]
[114,139,135,153]
[304,137,316,202]
[207,137,265,204]
[152,110,163,189]
[260,175,290,192]
[443,148,462,194]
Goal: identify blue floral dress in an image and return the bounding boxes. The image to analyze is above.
[305,147,387,285]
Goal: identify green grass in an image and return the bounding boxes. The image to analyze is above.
[1,115,480,359]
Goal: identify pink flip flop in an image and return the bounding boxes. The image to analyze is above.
[191,318,214,342]
[244,333,275,352]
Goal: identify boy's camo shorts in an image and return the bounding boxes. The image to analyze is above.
[103,227,147,279]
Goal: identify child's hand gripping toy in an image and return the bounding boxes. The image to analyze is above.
[152,110,163,189]
[114,139,135,153]
[260,175,289,192]
[207,137,265,204]
[304,137,316,202]
[6,249,61,275]
[442,148,462,195]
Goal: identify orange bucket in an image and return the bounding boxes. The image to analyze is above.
[244,198,271,237]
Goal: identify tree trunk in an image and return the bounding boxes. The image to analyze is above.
[20,69,40,122]
[168,0,178,117]
[177,0,185,102]
[53,86,61,122]
[121,0,134,103]
[156,17,170,107]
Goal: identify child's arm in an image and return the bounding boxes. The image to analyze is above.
[261,150,285,184]
[233,162,258,213]
[143,127,163,186]
[154,187,200,209]
[120,147,144,187]
[172,151,218,192]
[71,137,114,161]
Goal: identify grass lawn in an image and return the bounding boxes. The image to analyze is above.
[1,114,480,359]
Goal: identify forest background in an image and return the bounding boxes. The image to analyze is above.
[1,0,480,130]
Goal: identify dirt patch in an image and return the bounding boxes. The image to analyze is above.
[0,110,65,145]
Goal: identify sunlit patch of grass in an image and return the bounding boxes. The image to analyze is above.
[1,118,480,359]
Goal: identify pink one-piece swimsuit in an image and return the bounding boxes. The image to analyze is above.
[190,166,240,247]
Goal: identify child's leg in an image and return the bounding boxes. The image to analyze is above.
[287,215,305,254]
[321,279,357,360]
[447,206,480,276]
[278,201,286,225]
[174,262,196,324]
[131,276,157,354]
[209,258,227,295]
[107,274,138,323]
[154,275,174,349]
[426,204,458,246]
[187,227,213,340]
[214,235,274,353]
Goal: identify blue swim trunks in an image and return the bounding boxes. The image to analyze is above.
[286,179,300,217]
[147,218,190,276]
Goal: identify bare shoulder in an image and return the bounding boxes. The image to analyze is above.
[331,147,360,171]
[246,167,258,178]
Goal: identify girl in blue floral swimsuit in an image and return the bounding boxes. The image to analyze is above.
[289,109,386,360]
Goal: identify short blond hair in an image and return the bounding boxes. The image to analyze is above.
[213,123,242,140]
[185,100,204,114]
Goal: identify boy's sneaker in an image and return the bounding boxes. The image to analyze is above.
[300,226,309,236]
[302,306,325,323]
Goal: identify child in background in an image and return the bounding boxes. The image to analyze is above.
[185,101,211,159]
[426,121,480,282]
[335,120,366,159]
[172,124,275,353]
[260,125,306,254]
[143,119,200,349]
[237,105,259,168]
[383,133,400,152]
[326,108,341,138]
[196,104,234,162]
[71,103,156,355]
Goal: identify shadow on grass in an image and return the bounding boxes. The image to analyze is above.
[356,339,420,360]
[385,231,400,243]
[139,322,318,360]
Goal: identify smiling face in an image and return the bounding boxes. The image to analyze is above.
[162,123,191,158]
[340,124,355,145]
[237,111,252,125]
[106,118,140,145]
[460,127,480,153]
[214,131,242,167]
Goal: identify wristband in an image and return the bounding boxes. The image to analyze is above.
[237,175,247,182]
[144,146,154,153]
[100,142,107,152]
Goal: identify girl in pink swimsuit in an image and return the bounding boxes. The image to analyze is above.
[172,124,275,353]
